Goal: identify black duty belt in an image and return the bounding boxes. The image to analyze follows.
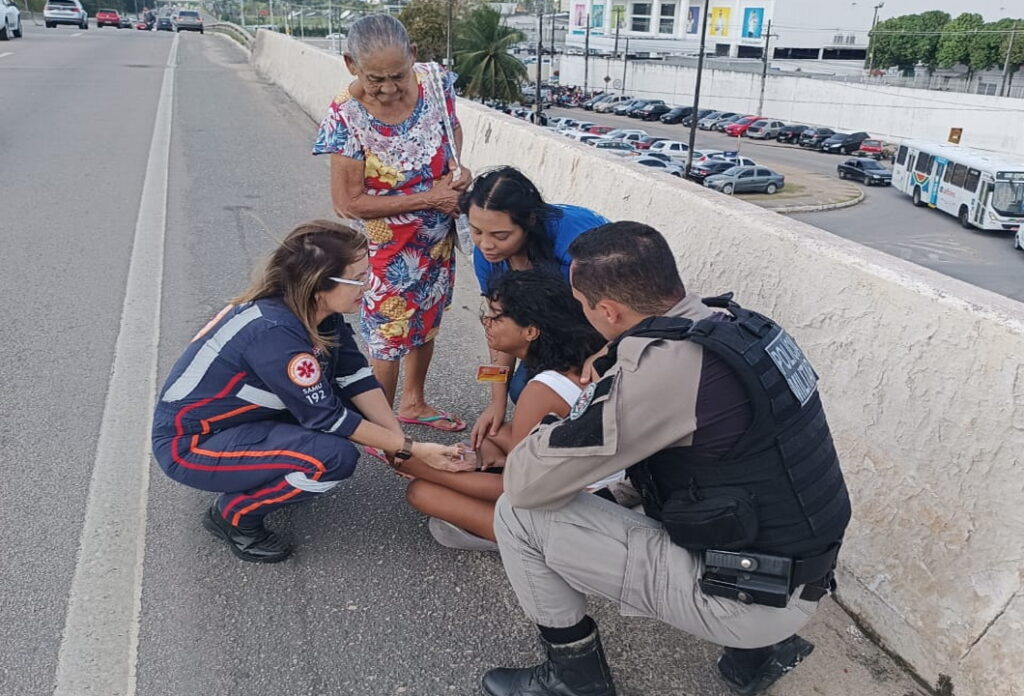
[700,544,841,608]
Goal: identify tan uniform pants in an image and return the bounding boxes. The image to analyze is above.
[493,491,819,649]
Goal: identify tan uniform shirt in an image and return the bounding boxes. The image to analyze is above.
[504,294,717,509]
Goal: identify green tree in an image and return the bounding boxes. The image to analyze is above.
[399,0,454,63]
[455,4,527,102]
[999,21,1024,91]
[969,18,1017,72]
[912,10,953,72]
[936,12,984,69]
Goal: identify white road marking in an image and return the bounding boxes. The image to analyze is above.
[71,31,83,36]
[0,52,13,59]
[53,33,179,696]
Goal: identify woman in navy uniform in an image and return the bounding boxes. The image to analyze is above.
[152,220,465,563]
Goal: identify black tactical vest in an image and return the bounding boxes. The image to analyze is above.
[601,296,851,559]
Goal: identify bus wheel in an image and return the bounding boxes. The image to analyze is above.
[958,206,973,229]
[912,187,924,207]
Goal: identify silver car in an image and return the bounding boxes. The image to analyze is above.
[704,166,785,195]
[745,120,786,139]
[44,0,88,28]
[172,9,203,32]
[593,139,637,157]
[1,0,22,39]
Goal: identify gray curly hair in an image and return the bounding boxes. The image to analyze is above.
[345,14,414,64]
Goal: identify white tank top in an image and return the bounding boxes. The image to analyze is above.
[528,371,626,491]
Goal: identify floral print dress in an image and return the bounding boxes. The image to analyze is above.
[313,63,458,361]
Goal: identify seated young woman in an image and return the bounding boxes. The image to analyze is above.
[397,269,619,550]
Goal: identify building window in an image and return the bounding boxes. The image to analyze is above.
[659,3,675,34]
[630,2,650,32]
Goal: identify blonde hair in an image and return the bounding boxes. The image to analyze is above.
[234,220,369,353]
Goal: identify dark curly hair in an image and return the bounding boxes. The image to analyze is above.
[459,166,564,270]
[487,269,606,378]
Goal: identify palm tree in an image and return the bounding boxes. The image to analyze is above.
[455,5,527,103]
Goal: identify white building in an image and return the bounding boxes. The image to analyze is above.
[563,0,1021,60]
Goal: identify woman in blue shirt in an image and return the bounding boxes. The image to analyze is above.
[459,166,608,449]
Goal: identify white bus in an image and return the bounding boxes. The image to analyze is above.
[892,140,1024,231]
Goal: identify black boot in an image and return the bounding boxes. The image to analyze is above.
[717,635,815,696]
[202,503,292,563]
[482,626,616,696]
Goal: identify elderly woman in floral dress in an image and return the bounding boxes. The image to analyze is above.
[313,13,470,436]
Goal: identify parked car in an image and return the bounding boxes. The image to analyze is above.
[689,149,725,165]
[593,95,631,113]
[648,140,690,158]
[583,94,610,110]
[635,156,684,176]
[586,125,614,136]
[822,131,870,154]
[854,138,885,159]
[704,166,785,194]
[682,108,714,127]
[571,121,596,132]
[44,0,88,28]
[613,99,645,116]
[119,13,133,27]
[626,99,665,117]
[776,124,809,143]
[642,152,673,163]
[699,111,736,130]
[635,136,666,151]
[745,119,786,139]
[593,139,637,157]
[638,103,672,121]
[156,15,173,30]
[659,106,692,124]
[712,154,758,167]
[837,158,892,185]
[605,128,647,140]
[1015,227,1024,251]
[574,134,603,146]
[686,159,735,184]
[1,0,22,39]
[799,127,836,149]
[723,116,762,137]
[95,8,119,27]
[713,115,745,132]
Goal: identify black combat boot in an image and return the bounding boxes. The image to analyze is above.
[202,503,292,563]
[717,635,815,695]
[482,626,616,696]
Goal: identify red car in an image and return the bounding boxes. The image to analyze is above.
[95,8,120,27]
[856,139,884,159]
[586,125,614,136]
[724,116,761,137]
[635,136,666,151]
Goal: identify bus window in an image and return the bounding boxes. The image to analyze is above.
[964,168,981,193]
[896,146,907,165]
[951,164,968,188]
[993,180,1024,217]
[943,164,955,183]
[915,153,932,174]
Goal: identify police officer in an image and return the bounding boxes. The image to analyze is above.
[152,220,465,563]
[483,221,851,696]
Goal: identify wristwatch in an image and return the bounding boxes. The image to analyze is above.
[393,436,414,467]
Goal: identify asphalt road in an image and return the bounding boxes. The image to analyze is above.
[1,26,742,696]
[547,106,1024,303]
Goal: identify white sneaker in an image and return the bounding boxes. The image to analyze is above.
[428,517,499,552]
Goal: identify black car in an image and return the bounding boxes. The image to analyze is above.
[659,106,692,124]
[681,108,714,127]
[156,15,172,30]
[777,125,809,143]
[822,131,870,154]
[583,94,610,111]
[799,127,836,149]
[837,158,892,185]
[627,99,664,118]
[639,103,672,121]
[613,99,645,116]
[685,159,735,183]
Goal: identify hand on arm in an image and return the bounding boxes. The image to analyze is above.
[330,155,461,219]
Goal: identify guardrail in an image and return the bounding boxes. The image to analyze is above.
[207,21,253,51]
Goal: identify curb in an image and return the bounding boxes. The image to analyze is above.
[771,189,866,214]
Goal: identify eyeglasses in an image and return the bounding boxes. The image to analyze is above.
[478,301,507,326]
[330,275,369,287]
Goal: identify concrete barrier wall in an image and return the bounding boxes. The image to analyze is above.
[560,55,1024,157]
[251,30,1024,696]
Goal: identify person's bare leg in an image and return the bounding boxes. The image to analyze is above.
[371,357,401,408]
[397,340,460,425]
[406,479,498,541]
[398,459,505,501]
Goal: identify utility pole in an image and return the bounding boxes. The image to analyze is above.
[298,4,303,37]
[865,2,884,70]
[240,0,245,28]
[550,2,556,84]
[756,20,773,115]
[446,0,453,69]
[1001,22,1018,97]
[535,3,544,123]
[684,0,711,178]
[327,0,333,50]
[268,0,273,28]
[621,36,629,94]
[584,13,590,94]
